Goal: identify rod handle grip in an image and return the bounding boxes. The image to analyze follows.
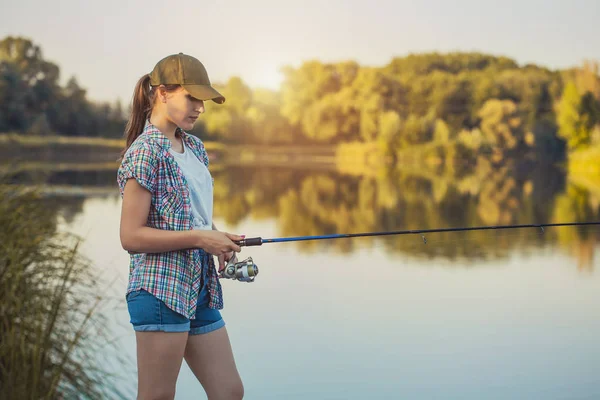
[236,237,263,247]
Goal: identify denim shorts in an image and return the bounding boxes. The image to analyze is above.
[126,278,225,335]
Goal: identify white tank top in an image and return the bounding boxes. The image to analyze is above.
[169,139,213,231]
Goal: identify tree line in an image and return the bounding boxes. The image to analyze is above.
[1,35,599,158]
[203,52,600,160]
[0,36,126,138]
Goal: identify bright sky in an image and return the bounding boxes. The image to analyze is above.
[1,0,599,105]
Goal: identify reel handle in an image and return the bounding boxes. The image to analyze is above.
[235,237,263,247]
[220,254,259,282]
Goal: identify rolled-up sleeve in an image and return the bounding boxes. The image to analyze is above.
[117,145,158,195]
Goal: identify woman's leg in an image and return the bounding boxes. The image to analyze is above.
[135,331,189,400]
[184,327,244,400]
[127,289,191,400]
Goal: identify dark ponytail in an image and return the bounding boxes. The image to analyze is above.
[120,74,153,159]
[119,75,182,159]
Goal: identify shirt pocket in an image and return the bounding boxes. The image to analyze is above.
[158,183,185,216]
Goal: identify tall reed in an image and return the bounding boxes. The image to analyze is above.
[0,179,128,399]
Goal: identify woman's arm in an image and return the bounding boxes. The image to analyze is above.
[119,179,241,255]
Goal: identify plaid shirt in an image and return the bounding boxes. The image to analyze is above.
[117,120,223,318]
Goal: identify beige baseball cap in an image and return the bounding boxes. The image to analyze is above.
[149,53,225,104]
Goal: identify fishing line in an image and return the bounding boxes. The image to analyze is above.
[268,226,553,259]
[234,221,600,247]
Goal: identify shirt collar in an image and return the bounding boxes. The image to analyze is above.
[143,119,193,151]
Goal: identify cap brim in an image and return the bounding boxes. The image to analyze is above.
[183,84,226,104]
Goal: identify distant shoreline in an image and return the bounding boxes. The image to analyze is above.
[0,133,125,149]
[0,133,334,154]
[0,133,339,166]
[0,133,223,151]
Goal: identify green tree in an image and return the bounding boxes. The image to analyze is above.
[246,89,293,144]
[0,62,29,131]
[579,91,600,132]
[0,36,128,138]
[200,77,253,142]
[47,77,95,136]
[0,37,60,130]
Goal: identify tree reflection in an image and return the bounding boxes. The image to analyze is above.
[212,157,599,269]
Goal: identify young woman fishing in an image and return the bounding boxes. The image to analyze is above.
[117,53,245,400]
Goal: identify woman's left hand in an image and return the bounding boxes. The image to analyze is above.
[218,251,235,274]
[213,224,237,275]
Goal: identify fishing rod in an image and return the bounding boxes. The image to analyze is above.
[234,221,600,247]
[220,221,600,283]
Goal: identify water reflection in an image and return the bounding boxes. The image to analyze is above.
[6,153,599,270]
[210,157,598,269]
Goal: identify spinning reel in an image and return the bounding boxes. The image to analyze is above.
[219,253,259,283]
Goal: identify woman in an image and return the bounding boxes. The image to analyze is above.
[117,53,244,400]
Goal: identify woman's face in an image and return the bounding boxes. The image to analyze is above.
[163,87,205,131]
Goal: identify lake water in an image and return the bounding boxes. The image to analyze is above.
[15,156,600,399]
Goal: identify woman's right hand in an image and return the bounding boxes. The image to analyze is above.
[195,230,243,255]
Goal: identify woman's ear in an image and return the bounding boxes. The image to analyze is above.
[157,85,168,103]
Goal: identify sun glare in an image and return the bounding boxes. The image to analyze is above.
[255,64,284,90]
